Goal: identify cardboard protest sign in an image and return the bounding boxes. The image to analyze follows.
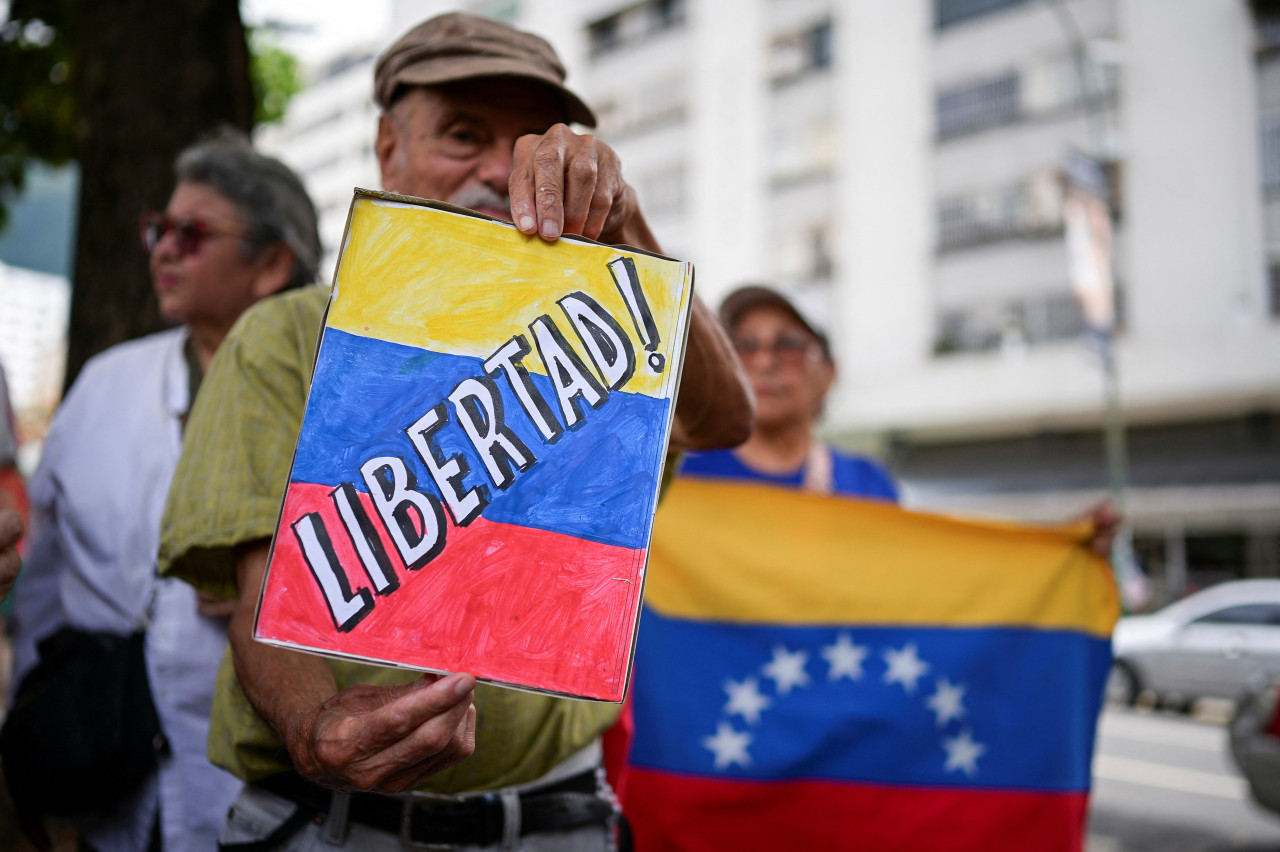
[254,190,694,702]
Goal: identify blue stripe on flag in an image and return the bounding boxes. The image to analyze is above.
[290,328,668,549]
[629,607,1112,792]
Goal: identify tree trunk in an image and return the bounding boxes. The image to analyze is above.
[61,0,254,391]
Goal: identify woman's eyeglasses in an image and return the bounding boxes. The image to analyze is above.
[732,334,820,365]
[139,213,246,257]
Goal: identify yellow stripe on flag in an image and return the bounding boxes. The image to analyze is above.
[646,477,1119,638]
[326,198,689,399]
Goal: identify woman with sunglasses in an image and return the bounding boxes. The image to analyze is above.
[679,284,900,497]
[7,129,321,851]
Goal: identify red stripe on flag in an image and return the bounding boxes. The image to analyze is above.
[256,482,644,699]
[624,767,1089,852]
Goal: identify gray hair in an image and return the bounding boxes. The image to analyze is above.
[174,128,321,291]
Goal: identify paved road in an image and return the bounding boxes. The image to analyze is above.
[1088,705,1280,851]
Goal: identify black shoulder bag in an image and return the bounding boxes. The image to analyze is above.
[0,626,168,817]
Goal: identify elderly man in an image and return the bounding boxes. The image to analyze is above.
[158,12,752,851]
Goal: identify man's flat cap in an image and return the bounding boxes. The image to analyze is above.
[373,12,597,127]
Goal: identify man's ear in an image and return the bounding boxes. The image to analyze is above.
[376,111,400,189]
[251,243,297,299]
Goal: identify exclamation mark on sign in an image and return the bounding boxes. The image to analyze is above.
[607,256,665,373]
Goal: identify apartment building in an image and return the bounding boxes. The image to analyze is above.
[255,45,384,277]
[265,0,1280,598]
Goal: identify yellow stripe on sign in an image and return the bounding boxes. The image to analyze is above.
[646,477,1119,637]
[327,198,691,400]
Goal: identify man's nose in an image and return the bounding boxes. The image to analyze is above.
[476,142,515,190]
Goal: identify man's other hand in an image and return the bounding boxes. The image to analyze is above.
[289,672,477,793]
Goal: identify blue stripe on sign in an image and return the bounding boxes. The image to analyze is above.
[629,607,1112,792]
[290,328,668,550]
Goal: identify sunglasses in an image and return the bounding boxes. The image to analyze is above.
[139,213,246,257]
[732,334,821,365]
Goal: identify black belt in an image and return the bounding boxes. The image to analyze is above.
[255,769,614,848]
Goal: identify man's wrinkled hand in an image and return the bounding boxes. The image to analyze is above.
[288,672,477,793]
[509,124,648,248]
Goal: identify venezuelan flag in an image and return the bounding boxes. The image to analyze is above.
[255,195,691,701]
[625,476,1118,851]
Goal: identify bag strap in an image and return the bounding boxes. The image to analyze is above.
[800,441,833,495]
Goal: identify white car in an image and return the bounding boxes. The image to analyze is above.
[1108,579,1280,708]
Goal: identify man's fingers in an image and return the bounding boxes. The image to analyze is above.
[310,673,477,791]
[560,142,599,236]
[509,134,540,236]
[320,673,471,752]
[378,703,478,793]
[352,674,476,792]
[509,125,641,245]
[531,137,568,241]
[371,673,475,740]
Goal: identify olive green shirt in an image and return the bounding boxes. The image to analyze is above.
[158,286,620,792]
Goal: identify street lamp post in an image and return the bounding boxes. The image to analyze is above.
[1047,0,1149,609]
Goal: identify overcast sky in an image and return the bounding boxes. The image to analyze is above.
[241,0,392,64]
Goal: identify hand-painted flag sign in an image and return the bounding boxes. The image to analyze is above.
[254,192,694,701]
[625,476,1119,851]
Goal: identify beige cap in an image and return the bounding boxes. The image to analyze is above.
[373,12,597,127]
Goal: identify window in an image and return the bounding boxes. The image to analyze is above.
[1194,604,1280,626]
[769,19,834,85]
[769,116,836,183]
[474,0,520,21]
[938,52,1117,142]
[1257,14,1280,55]
[934,292,1087,356]
[1263,110,1280,197]
[1269,264,1280,318]
[936,169,1064,252]
[810,20,833,71]
[635,163,686,217]
[594,74,687,138]
[588,0,688,59]
[936,0,1031,29]
[937,71,1020,138]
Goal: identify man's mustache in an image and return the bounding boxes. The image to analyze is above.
[451,184,510,216]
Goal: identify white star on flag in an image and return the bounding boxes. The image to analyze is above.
[926,678,967,727]
[723,677,771,724]
[762,645,811,694]
[821,633,869,681]
[943,729,986,776]
[883,643,930,693]
[702,721,752,769]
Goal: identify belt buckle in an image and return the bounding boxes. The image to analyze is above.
[398,791,472,851]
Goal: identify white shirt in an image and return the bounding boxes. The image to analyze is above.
[10,327,240,852]
[0,363,16,466]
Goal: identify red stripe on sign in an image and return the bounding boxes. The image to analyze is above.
[256,481,645,700]
[624,767,1089,852]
